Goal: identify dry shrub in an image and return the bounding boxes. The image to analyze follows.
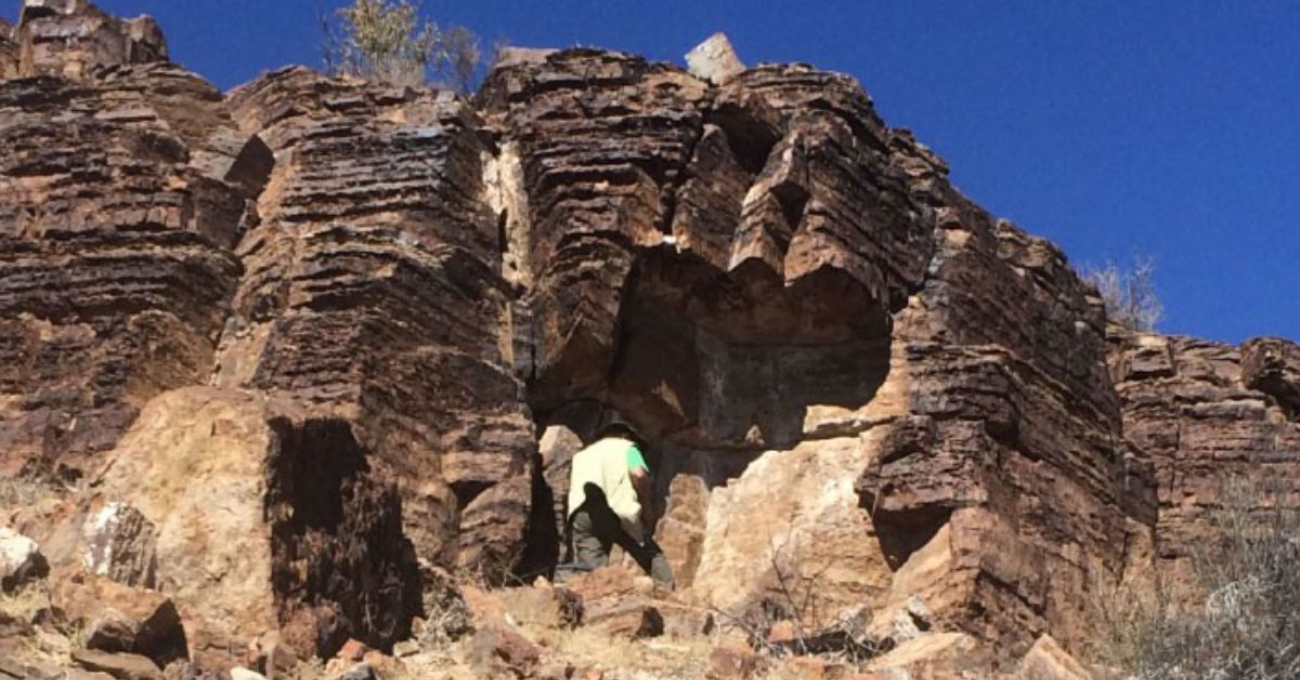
[321,0,493,93]
[709,533,880,666]
[1093,480,1300,680]
[1082,255,1164,332]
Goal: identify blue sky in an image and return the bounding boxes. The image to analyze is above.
[16,0,1297,343]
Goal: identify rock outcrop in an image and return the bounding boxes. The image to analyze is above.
[13,0,166,79]
[1110,332,1300,572]
[1,0,1296,675]
[0,59,246,478]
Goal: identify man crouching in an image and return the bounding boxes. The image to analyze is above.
[566,415,675,587]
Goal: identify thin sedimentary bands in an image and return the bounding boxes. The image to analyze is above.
[2,1,1300,670]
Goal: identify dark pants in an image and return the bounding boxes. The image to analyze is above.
[569,502,675,587]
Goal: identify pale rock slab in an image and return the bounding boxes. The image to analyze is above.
[0,527,46,592]
[686,32,746,85]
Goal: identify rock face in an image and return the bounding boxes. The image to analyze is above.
[480,48,1146,653]
[2,0,1297,671]
[219,66,533,577]
[14,0,166,79]
[0,59,246,478]
[1110,332,1300,570]
[0,18,17,79]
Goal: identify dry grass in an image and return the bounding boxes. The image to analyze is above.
[548,626,715,680]
[1091,480,1300,680]
[0,581,76,669]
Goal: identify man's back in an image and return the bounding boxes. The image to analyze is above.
[567,436,643,538]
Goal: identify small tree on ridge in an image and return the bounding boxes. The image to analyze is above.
[321,0,487,94]
[1083,255,1164,332]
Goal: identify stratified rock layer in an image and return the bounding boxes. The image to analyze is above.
[2,0,1296,671]
[221,67,533,576]
[14,0,166,79]
[1111,332,1300,570]
[0,63,246,478]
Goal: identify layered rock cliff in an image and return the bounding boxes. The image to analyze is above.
[2,1,1298,677]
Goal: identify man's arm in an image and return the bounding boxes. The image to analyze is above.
[630,466,654,529]
[626,442,655,531]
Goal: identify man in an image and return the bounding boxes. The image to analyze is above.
[566,415,675,586]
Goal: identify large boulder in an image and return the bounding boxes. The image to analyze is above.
[89,387,420,666]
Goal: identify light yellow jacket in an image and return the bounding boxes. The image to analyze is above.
[567,437,644,542]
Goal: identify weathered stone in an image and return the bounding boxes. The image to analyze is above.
[334,639,367,664]
[466,624,540,679]
[1241,336,1300,416]
[229,668,266,680]
[1111,332,1300,579]
[51,573,187,667]
[3,1,1296,673]
[80,501,157,588]
[15,0,167,79]
[84,610,138,654]
[223,66,533,577]
[563,565,664,638]
[415,564,472,646]
[781,656,838,680]
[0,609,35,638]
[706,641,763,680]
[327,663,375,680]
[867,633,989,678]
[0,61,246,477]
[247,630,298,680]
[70,650,160,680]
[495,581,583,629]
[0,18,16,79]
[686,33,745,86]
[88,388,419,666]
[0,527,47,592]
[1015,635,1094,680]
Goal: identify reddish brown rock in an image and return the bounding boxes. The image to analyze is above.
[221,67,534,576]
[1110,332,1300,575]
[3,1,1297,672]
[0,17,16,79]
[0,60,248,478]
[1241,336,1300,416]
[867,633,990,678]
[466,624,540,679]
[564,565,664,638]
[1015,634,1094,680]
[85,387,419,666]
[707,642,763,680]
[70,650,160,680]
[14,0,167,79]
[52,572,187,666]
